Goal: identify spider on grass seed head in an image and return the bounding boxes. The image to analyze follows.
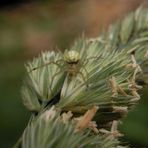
[29,50,101,91]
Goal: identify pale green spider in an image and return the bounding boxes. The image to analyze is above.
[29,50,100,90]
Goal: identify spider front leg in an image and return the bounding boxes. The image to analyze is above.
[48,65,66,97]
[29,59,63,73]
[28,59,64,98]
[77,70,89,88]
[83,55,103,66]
[78,62,90,88]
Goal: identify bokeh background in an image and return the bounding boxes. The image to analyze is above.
[0,0,148,147]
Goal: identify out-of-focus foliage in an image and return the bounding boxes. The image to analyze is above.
[120,87,148,146]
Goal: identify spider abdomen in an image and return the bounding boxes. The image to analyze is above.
[68,64,79,77]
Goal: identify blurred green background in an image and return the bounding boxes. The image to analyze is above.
[0,0,148,147]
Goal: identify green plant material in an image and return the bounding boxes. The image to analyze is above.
[103,6,148,66]
[22,107,121,148]
[22,38,139,114]
[88,6,148,85]
[19,6,148,148]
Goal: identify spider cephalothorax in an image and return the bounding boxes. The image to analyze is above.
[64,50,80,64]
[63,50,82,77]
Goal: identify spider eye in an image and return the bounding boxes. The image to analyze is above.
[64,50,80,63]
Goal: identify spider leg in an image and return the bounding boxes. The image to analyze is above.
[83,55,103,66]
[78,62,89,87]
[29,59,63,73]
[77,71,89,88]
[48,68,63,96]
[81,66,89,79]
